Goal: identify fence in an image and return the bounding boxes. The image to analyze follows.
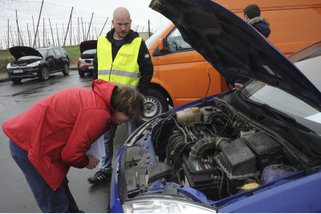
[0,0,153,49]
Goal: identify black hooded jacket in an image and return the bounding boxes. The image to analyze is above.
[248,17,271,38]
[93,28,153,93]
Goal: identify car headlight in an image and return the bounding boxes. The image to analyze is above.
[123,198,216,213]
[28,60,41,67]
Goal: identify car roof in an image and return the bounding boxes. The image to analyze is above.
[289,40,321,63]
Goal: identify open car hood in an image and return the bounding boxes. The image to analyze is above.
[79,40,97,53]
[150,0,321,110]
[9,46,42,60]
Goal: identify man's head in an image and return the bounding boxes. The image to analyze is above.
[111,86,145,124]
[243,4,261,20]
[112,7,132,40]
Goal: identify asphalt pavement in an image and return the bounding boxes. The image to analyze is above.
[0,70,128,212]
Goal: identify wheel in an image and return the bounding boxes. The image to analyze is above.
[39,67,49,81]
[62,63,70,76]
[11,78,22,84]
[143,88,169,121]
[78,69,85,78]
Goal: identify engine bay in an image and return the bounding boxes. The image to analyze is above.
[123,100,303,200]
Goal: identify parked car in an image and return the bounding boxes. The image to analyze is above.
[77,40,97,78]
[109,0,321,212]
[289,40,321,63]
[290,40,321,92]
[143,0,321,120]
[6,46,70,83]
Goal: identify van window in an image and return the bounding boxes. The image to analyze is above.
[146,22,172,48]
[166,28,192,52]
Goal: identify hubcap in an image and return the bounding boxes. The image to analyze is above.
[42,68,49,80]
[144,97,162,120]
[64,64,70,74]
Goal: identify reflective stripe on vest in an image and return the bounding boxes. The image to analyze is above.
[97,35,142,86]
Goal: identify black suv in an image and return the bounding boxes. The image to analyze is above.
[6,46,70,83]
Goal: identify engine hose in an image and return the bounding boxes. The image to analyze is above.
[166,133,185,165]
[189,137,216,159]
[174,141,194,169]
[172,139,188,168]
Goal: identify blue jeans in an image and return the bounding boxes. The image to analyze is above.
[99,116,143,171]
[9,140,82,213]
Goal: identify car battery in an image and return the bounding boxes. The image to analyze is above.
[182,159,223,199]
[243,132,283,169]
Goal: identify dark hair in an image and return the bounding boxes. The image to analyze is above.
[111,86,145,118]
[243,4,261,19]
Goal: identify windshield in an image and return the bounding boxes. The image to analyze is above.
[37,48,48,57]
[294,56,321,92]
[242,81,321,133]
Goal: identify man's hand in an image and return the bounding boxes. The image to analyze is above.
[86,155,100,169]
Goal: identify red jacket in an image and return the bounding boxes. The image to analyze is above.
[2,79,116,190]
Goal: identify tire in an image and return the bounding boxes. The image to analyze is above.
[143,88,169,121]
[78,69,85,78]
[62,63,70,76]
[39,67,49,81]
[11,78,22,84]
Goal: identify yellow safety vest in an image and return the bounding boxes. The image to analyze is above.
[97,35,142,86]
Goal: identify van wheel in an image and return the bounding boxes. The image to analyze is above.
[143,88,169,121]
[39,67,49,81]
[62,63,70,76]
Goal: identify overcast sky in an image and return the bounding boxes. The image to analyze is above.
[0,0,171,48]
[48,0,169,30]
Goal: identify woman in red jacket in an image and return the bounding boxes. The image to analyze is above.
[2,79,144,212]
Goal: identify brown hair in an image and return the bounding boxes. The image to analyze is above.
[243,4,261,19]
[111,86,145,118]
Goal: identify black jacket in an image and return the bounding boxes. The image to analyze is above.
[93,29,153,93]
[248,17,271,38]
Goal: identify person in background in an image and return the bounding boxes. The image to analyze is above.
[243,3,271,38]
[88,7,153,184]
[232,4,271,89]
[2,79,144,212]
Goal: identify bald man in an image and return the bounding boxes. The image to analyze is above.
[89,7,153,184]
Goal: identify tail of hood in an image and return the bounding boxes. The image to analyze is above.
[92,79,117,110]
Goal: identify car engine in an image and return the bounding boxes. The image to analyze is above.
[124,101,299,200]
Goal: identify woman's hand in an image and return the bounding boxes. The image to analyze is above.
[86,155,100,169]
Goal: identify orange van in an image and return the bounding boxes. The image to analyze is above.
[143,0,321,120]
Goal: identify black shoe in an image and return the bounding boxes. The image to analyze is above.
[88,170,111,184]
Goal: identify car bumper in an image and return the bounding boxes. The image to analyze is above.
[7,67,39,79]
[78,64,94,73]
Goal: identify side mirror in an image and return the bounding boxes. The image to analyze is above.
[158,38,165,51]
[153,38,167,57]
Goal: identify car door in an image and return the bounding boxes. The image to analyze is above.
[157,27,227,107]
[46,48,57,72]
[53,48,65,71]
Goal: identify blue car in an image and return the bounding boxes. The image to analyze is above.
[109,0,321,212]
